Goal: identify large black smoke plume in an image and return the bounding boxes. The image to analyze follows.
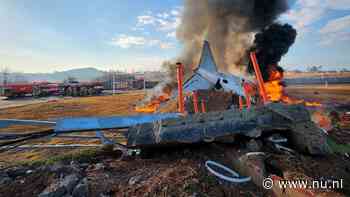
[176,0,290,74]
[248,23,297,81]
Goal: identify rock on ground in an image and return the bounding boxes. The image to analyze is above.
[39,174,80,197]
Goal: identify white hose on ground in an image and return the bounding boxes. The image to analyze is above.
[267,136,288,143]
[320,127,329,135]
[245,152,265,157]
[274,144,295,153]
[205,160,251,183]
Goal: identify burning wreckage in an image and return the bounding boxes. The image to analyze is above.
[128,38,329,156]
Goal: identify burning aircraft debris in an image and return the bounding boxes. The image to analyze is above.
[127,36,329,156]
[135,85,172,113]
[247,24,322,107]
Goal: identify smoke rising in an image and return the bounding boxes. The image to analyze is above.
[176,0,290,74]
[248,23,297,81]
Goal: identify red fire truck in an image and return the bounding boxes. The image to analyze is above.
[1,83,34,98]
[1,81,104,99]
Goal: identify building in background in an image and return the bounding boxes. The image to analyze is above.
[101,71,164,92]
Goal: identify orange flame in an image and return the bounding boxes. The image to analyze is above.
[264,68,322,107]
[135,86,172,113]
[265,69,288,102]
[304,102,322,107]
[135,94,170,113]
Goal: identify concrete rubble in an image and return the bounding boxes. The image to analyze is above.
[0,172,11,185]
[38,174,81,197]
[72,178,88,197]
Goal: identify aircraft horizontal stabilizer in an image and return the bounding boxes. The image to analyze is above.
[183,73,213,93]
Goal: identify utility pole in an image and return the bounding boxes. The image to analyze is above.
[1,67,9,96]
[322,73,328,89]
[143,71,146,91]
[2,68,8,86]
[112,69,116,95]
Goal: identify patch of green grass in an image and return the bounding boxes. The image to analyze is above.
[184,183,200,194]
[201,174,217,186]
[327,137,350,154]
[17,148,99,167]
[46,148,98,165]
[184,174,217,197]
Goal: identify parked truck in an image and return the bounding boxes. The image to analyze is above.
[1,83,34,98]
[32,82,60,97]
[0,81,104,99]
[60,81,104,97]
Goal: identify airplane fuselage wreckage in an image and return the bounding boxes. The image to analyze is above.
[0,41,329,156]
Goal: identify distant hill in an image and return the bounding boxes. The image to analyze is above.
[1,67,106,82]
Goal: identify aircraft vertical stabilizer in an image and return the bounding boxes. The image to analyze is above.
[197,41,218,73]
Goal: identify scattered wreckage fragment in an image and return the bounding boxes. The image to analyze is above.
[0,113,180,151]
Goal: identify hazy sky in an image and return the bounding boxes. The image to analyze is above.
[0,0,350,73]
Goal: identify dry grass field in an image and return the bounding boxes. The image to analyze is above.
[0,92,144,120]
[286,84,350,104]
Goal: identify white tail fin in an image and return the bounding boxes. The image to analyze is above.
[197,41,218,73]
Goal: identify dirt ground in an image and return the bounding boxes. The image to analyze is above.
[1,143,349,197]
[286,84,350,104]
[0,86,350,197]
